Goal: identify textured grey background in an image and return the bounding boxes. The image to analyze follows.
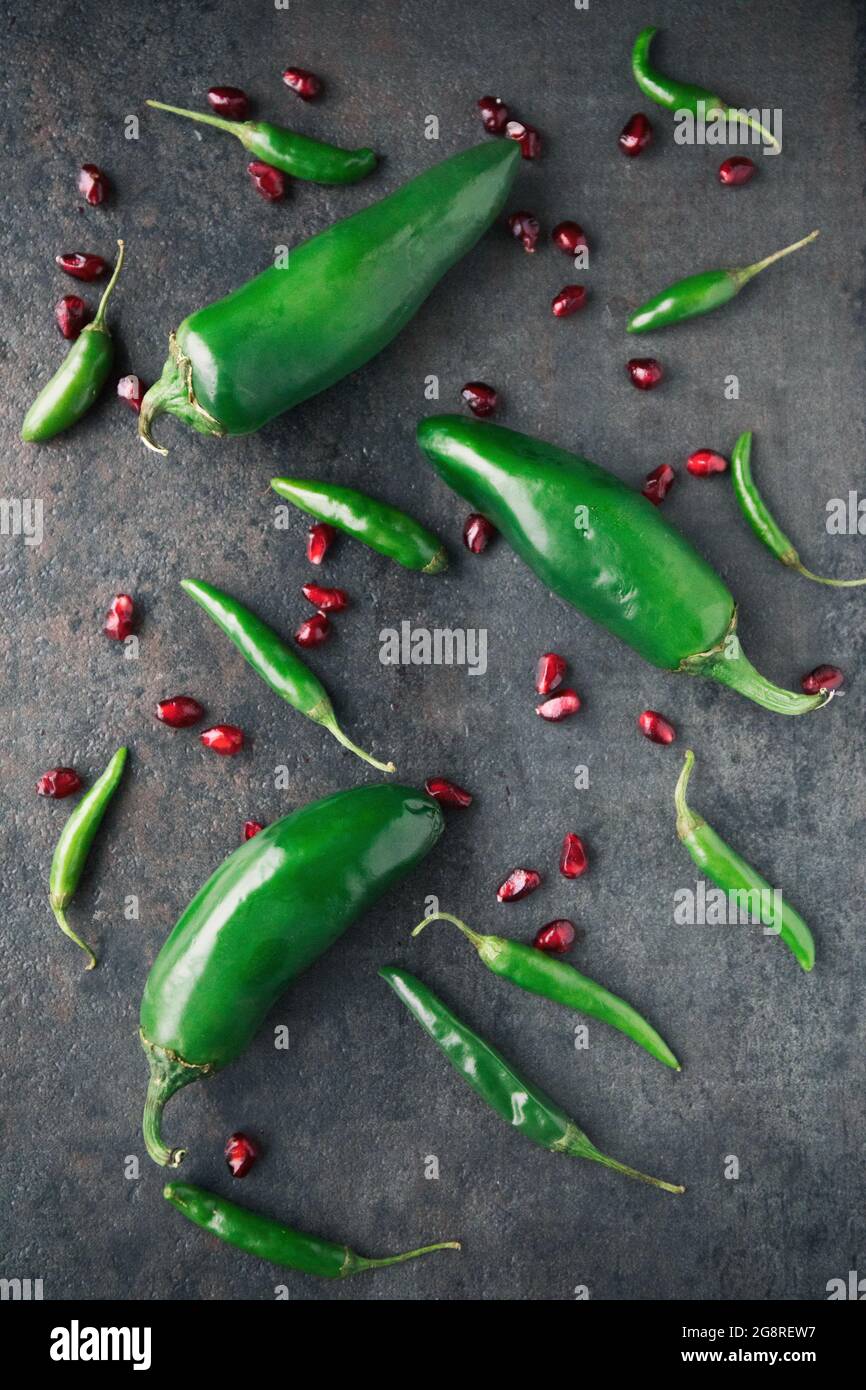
[2,0,864,1302]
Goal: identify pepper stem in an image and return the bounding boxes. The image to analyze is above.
[794,564,866,587]
[412,910,485,949]
[143,1074,186,1168]
[319,712,396,773]
[146,99,250,144]
[357,1241,461,1273]
[138,379,171,455]
[690,633,826,715]
[674,749,704,841]
[92,240,125,330]
[724,107,781,152]
[588,1150,685,1195]
[51,902,97,971]
[733,230,819,289]
[559,1123,684,1193]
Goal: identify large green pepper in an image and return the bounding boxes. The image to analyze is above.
[139,784,444,1166]
[139,140,520,453]
[416,416,826,715]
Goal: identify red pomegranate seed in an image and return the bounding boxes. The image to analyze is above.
[535,651,567,695]
[248,161,286,201]
[506,120,542,159]
[307,522,336,565]
[103,593,135,641]
[461,382,498,417]
[638,709,676,745]
[243,820,265,840]
[551,221,588,256]
[224,1131,260,1178]
[686,449,728,477]
[55,295,91,340]
[552,284,587,318]
[618,113,653,156]
[719,156,757,187]
[295,612,330,647]
[36,767,82,799]
[424,776,473,808]
[301,582,348,612]
[627,357,663,390]
[477,95,510,134]
[497,867,542,902]
[117,375,146,414]
[801,664,844,695]
[642,464,676,506]
[533,919,578,954]
[55,252,107,281]
[507,211,541,253]
[155,695,205,728]
[536,688,581,721]
[78,164,109,205]
[282,67,322,100]
[207,86,250,120]
[560,832,588,879]
[201,724,244,755]
[463,513,496,553]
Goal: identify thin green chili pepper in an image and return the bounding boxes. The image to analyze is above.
[139,140,520,452]
[164,1182,459,1278]
[271,478,448,574]
[675,750,815,973]
[731,431,866,587]
[22,241,126,443]
[146,100,377,184]
[141,784,443,1165]
[412,912,680,1070]
[631,26,780,150]
[48,746,128,970]
[417,416,827,716]
[381,967,684,1193]
[627,230,818,334]
[181,577,394,772]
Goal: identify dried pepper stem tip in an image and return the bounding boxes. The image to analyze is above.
[50,904,97,971]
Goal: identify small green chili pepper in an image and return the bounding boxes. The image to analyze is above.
[49,746,128,970]
[631,26,780,150]
[181,577,395,772]
[22,241,126,443]
[731,431,866,587]
[627,230,818,334]
[164,1183,459,1279]
[146,100,377,184]
[675,750,815,973]
[271,478,447,574]
[381,967,684,1194]
[412,912,680,1070]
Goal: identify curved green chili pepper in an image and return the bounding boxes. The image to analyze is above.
[381,967,684,1193]
[627,231,818,334]
[141,784,443,1166]
[417,416,826,716]
[731,431,866,587]
[139,140,520,452]
[631,26,780,150]
[22,241,126,443]
[164,1182,459,1278]
[271,478,447,574]
[49,746,128,970]
[412,911,680,1070]
[181,577,395,772]
[675,750,815,972]
[146,100,377,184]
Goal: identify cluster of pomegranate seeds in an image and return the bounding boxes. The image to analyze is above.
[506,120,542,159]
[117,375,146,414]
[801,664,844,694]
[533,919,578,954]
[551,284,587,318]
[55,252,106,282]
[248,161,286,201]
[207,86,250,120]
[424,776,473,808]
[78,164,109,205]
[507,210,541,254]
[201,724,244,756]
[536,689,581,721]
[307,522,336,565]
[642,464,676,506]
[461,382,498,417]
[225,1131,260,1178]
[535,651,567,695]
[551,221,587,256]
[295,612,330,647]
[477,95,510,134]
[36,767,82,799]
[618,112,654,156]
[719,156,756,186]
[302,582,347,612]
[627,357,663,390]
[638,709,676,744]
[155,695,205,728]
[463,513,496,553]
[56,295,91,340]
[103,593,135,641]
[243,820,265,840]
[497,867,542,902]
[560,832,588,878]
[282,67,322,100]
[686,449,728,477]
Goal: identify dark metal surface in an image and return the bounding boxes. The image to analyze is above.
[2,0,864,1302]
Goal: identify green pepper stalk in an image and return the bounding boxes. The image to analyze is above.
[48,747,128,969]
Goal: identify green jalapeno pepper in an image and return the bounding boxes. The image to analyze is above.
[675,750,815,972]
[49,746,128,970]
[139,140,520,453]
[140,784,443,1166]
[164,1183,459,1279]
[416,416,825,716]
[270,478,447,573]
[381,967,684,1193]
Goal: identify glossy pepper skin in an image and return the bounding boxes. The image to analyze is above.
[271,478,447,573]
[139,141,520,452]
[416,416,824,716]
[140,784,443,1166]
